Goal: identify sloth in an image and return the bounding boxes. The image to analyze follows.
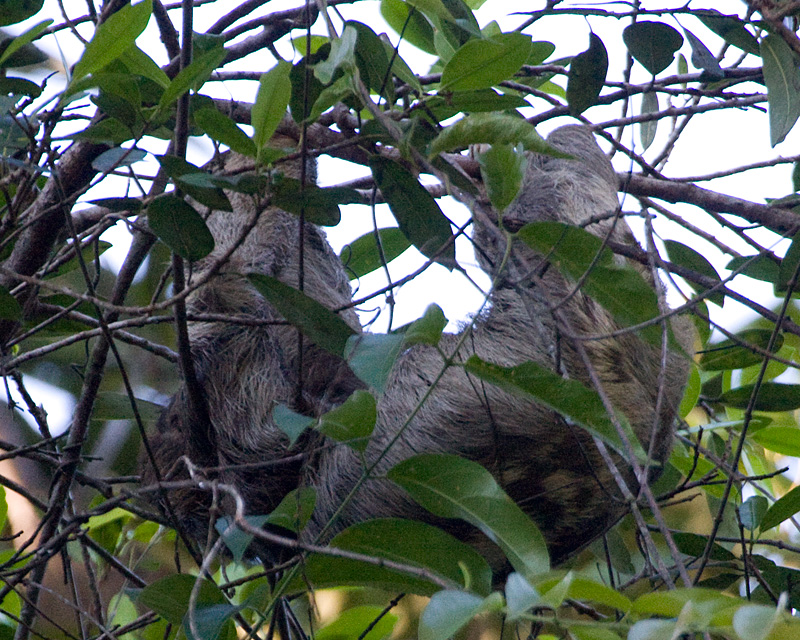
[143,125,692,571]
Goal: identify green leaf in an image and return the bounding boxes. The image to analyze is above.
[289,44,328,123]
[0,0,43,27]
[683,28,724,80]
[270,177,361,226]
[286,518,493,596]
[679,364,700,419]
[505,573,541,621]
[751,426,800,457]
[464,356,643,459]
[761,34,800,147]
[779,229,800,290]
[248,273,356,357]
[567,32,608,117]
[664,239,724,306]
[73,118,134,145]
[315,25,357,84]
[718,383,800,411]
[120,44,169,88]
[345,333,406,393]
[426,89,526,118]
[0,76,42,98]
[147,194,214,261]
[672,531,736,562]
[136,575,232,625]
[419,591,501,640]
[308,73,354,123]
[370,155,455,268]
[740,495,769,531]
[157,47,226,112]
[341,227,412,278]
[428,112,568,158]
[761,485,800,531]
[92,147,147,173]
[477,143,526,212]
[380,0,436,55]
[640,90,659,150]
[518,221,664,346]
[348,21,395,103]
[0,285,21,320]
[699,329,783,371]
[252,61,292,157]
[381,33,422,93]
[194,107,256,157]
[536,573,632,612]
[317,606,398,640]
[318,390,376,453]
[91,392,162,423]
[388,453,550,580]
[402,304,447,347]
[69,0,153,91]
[158,155,232,212]
[272,404,314,446]
[726,254,780,284]
[732,604,782,640]
[696,10,760,56]
[440,32,531,92]
[622,22,683,75]
[0,19,51,67]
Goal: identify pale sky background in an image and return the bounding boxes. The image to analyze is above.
[6,0,798,433]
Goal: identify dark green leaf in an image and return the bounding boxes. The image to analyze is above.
[567,32,608,117]
[464,355,643,459]
[726,254,780,284]
[270,177,361,226]
[0,76,41,98]
[347,21,395,103]
[289,44,328,123]
[761,34,800,147]
[0,285,21,320]
[272,404,314,446]
[794,160,800,192]
[440,32,532,92]
[389,453,550,579]
[345,333,405,393]
[0,19,50,67]
[740,495,769,531]
[672,532,736,562]
[683,28,724,80]
[664,239,724,306]
[380,34,422,93]
[761,485,800,531]
[308,74,353,123]
[248,273,356,356]
[215,515,267,563]
[285,518,493,596]
[779,230,800,290]
[428,112,568,158]
[425,89,526,118]
[751,426,800,457]
[718,383,800,411]
[89,197,142,213]
[69,0,153,91]
[699,329,783,371]
[370,155,455,268]
[477,143,526,212]
[158,155,232,212]
[528,41,555,65]
[147,194,214,261]
[0,0,44,27]
[696,10,759,56]
[158,47,225,112]
[380,0,436,55]
[622,22,683,75]
[136,575,231,625]
[518,221,665,346]
[317,606,398,640]
[315,26,357,84]
[73,118,134,144]
[91,392,162,423]
[341,227,412,278]
[318,390,376,453]
[193,107,256,157]
[252,61,292,156]
[91,147,147,173]
[402,304,447,347]
[420,591,501,640]
[640,90,658,150]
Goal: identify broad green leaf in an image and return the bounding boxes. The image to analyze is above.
[0,19,51,67]
[120,45,169,88]
[0,0,43,27]
[679,364,701,418]
[318,390,376,453]
[477,143,526,212]
[779,230,800,290]
[341,227,412,278]
[370,155,455,268]
[528,41,555,65]
[518,221,664,346]
[289,44,328,123]
[157,47,225,111]
[308,73,353,123]
[69,0,153,91]
[567,32,608,117]
[622,22,683,75]
[740,495,769,531]
[640,91,659,150]
[633,588,738,622]
[751,426,800,457]
[292,35,329,56]
[345,333,406,393]
[158,155,232,211]
[252,61,292,156]
[388,453,550,579]
[0,285,21,320]
[761,485,800,531]
[726,254,780,284]
[672,532,736,562]
[505,573,541,621]
[699,329,783,371]
[380,0,436,55]
[683,28,724,80]
[0,77,42,98]
[419,591,502,640]
[73,118,134,144]
[426,89,526,118]
[92,147,147,173]
[272,404,314,446]
[696,10,759,55]
[719,383,800,411]
[194,107,256,157]
[317,606,398,640]
[428,112,567,158]
[135,575,232,625]
[536,573,632,612]
[269,177,361,226]
[91,392,162,423]
[380,34,422,93]
[248,274,356,356]
[285,518,493,596]
[348,21,395,103]
[761,34,800,147]
[215,515,268,563]
[147,194,214,261]
[315,25,357,84]
[440,32,531,92]
[402,304,447,347]
[664,239,724,306]
[464,355,643,459]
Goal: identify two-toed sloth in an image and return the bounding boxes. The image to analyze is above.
[144,125,692,570]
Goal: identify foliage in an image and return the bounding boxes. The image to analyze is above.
[2,1,800,639]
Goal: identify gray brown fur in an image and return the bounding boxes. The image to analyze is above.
[144,126,692,570]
